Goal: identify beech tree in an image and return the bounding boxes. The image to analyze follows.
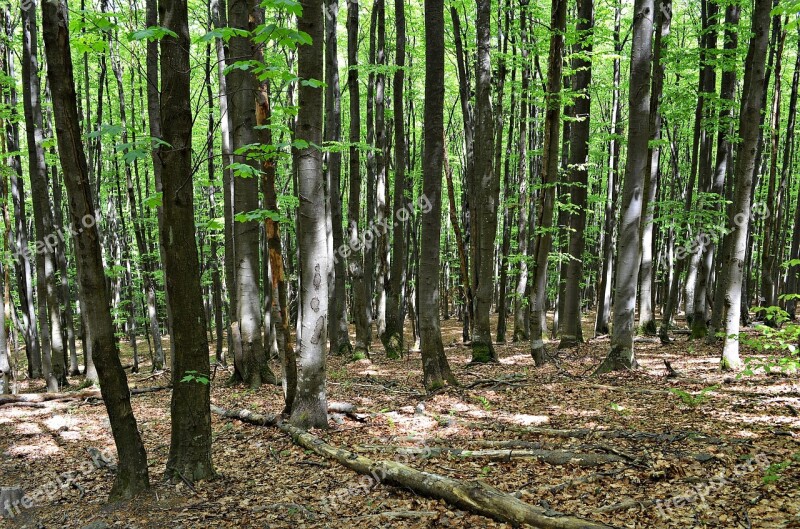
[41,0,150,498]
[291,0,329,428]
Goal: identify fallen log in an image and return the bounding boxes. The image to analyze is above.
[353,445,627,467]
[212,405,614,529]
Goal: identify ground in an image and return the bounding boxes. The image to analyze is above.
[1,315,799,528]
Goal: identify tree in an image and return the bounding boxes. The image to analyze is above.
[346,0,370,359]
[530,0,566,366]
[291,0,329,429]
[41,0,150,498]
[420,0,456,392]
[324,0,351,357]
[228,0,275,387]
[471,0,499,363]
[158,0,215,483]
[719,0,772,370]
[558,0,593,349]
[21,1,65,391]
[595,0,655,374]
[382,0,407,359]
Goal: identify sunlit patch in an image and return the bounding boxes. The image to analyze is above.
[6,440,61,458]
[15,422,43,435]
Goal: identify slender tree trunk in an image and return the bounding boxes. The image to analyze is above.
[530,0,566,366]
[720,0,772,370]
[513,8,532,343]
[346,0,369,359]
[707,2,741,339]
[382,0,406,358]
[5,6,41,381]
[324,0,351,357]
[21,4,65,390]
[42,0,150,498]
[228,0,275,387]
[470,0,499,363]
[558,0,593,348]
[157,0,215,482]
[637,0,672,336]
[420,0,456,392]
[760,18,787,313]
[595,0,621,336]
[291,0,330,429]
[595,0,655,373]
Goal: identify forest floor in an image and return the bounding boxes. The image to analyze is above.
[1,315,799,529]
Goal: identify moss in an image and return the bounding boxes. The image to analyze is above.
[351,351,367,362]
[639,320,658,336]
[471,342,495,364]
[383,334,403,360]
[426,379,445,392]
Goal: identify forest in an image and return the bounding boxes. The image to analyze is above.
[0,0,799,526]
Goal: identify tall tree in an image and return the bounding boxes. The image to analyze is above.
[595,0,622,337]
[595,0,655,373]
[228,0,275,387]
[471,0,499,363]
[558,0,593,348]
[21,2,65,390]
[530,0,566,365]
[420,0,456,391]
[382,0,407,359]
[346,0,370,359]
[41,0,150,498]
[158,0,215,483]
[719,0,772,370]
[324,0,351,356]
[291,0,329,429]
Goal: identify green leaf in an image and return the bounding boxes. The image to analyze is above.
[128,26,178,42]
[143,193,162,209]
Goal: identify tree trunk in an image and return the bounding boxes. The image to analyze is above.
[228,0,274,387]
[707,2,741,338]
[157,0,215,483]
[530,0,566,366]
[420,0,456,392]
[558,0,593,349]
[21,4,65,390]
[720,0,772,370]
[324,0,351,357]
[41,0,150,498]
[471,0,499,364]
[346,0,369,360]
[291,0,329,429]
[691,0,721,338]
[595,0,654,373]
[595,1,622,337]
[382,0,407,359]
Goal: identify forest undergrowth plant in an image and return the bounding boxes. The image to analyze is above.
[669,385,718,408]
[740,303,800,376]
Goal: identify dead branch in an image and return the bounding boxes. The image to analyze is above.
[212,405,615,529]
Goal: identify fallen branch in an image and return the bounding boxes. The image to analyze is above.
[354,445,627,467]
[212,405,614,529]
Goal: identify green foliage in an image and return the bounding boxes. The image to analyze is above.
[763,454,800,484]
[128,26,178,42]
[180,370,210,385]
[669,385,718,408]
